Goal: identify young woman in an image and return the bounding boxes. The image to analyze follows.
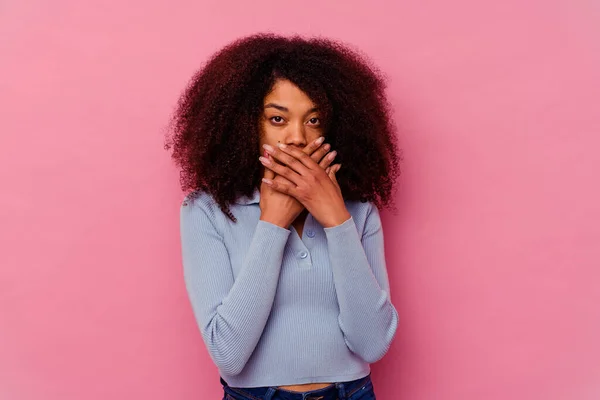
[167,33,401,400]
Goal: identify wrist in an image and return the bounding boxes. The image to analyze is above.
[260,214,291,229]
[321,210,352,228]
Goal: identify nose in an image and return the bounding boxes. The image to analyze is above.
[285,122,307,148]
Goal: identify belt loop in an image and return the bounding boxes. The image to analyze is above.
[335,382,346,399]
[264,387,277,400]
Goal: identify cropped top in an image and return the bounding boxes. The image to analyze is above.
[179,187,399,388]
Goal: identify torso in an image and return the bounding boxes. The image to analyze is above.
[277,210,333,392]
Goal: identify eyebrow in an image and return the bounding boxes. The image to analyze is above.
[264,103,319,114]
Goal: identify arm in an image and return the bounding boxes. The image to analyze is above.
[323,202,399,363]
[180,197,291,375]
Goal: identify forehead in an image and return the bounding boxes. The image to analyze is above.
[263,79,316,108]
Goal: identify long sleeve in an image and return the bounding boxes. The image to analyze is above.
[323,202,399,363]
[180,198,291,375]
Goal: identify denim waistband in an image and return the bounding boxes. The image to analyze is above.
[220,373,372,400]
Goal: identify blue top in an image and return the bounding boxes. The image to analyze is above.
[179,187,399,388]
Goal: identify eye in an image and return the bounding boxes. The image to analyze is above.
[307,117,320,125]
[269,116,284,124]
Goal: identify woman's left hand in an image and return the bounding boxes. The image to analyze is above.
[260,143,351,228]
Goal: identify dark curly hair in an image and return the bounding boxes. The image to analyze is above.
[165,33,402,222]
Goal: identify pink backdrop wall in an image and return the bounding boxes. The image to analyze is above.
[2,0,599,399]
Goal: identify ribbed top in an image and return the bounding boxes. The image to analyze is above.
[179,188,398,388]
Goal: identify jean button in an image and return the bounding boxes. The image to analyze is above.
[299,251,308,259]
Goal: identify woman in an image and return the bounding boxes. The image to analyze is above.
[167,33,401,400]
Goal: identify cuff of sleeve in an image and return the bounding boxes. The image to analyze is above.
[256,219,292,237]
[323,215,356,237]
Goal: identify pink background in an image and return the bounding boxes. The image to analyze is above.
[1,0,599,399]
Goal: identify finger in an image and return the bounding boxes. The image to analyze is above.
[271,156,297,186]
[329,163,341,184]
[261,175,299,197]
[318,148,337,169]
[304,137,331,165]
[262,150,275,180]
[301,136,325,157]
[264,144,313,175]
[259,154,303,186]
[312,142,330,162]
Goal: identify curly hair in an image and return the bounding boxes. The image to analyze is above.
[165,33,402,222]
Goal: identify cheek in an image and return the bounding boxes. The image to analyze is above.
[308,132,322,143]
[259,124,280,148]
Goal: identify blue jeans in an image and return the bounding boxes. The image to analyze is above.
[220,373,376,400]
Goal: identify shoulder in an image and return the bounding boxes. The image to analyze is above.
[341,199,381,235]
[182,189,211,207]
[179,190,231,241]
[180,190,222,221]
[345,198,378,221]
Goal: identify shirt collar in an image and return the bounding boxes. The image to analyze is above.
[235,187,260,205]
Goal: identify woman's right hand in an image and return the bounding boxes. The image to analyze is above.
[259,137,337,228]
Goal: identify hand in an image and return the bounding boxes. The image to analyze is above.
[259,138,339,228]
[260,142,351,228]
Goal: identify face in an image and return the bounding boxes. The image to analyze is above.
[258,79,324,163]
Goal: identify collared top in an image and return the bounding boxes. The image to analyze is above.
[179,187,399,388]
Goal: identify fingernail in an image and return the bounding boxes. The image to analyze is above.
[259,156,271,165]
[277,143,287,149]
[316,136,325,145]
[328,151,337,160]
[263,144,274,153]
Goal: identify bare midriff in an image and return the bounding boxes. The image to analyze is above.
[277,383,334,392]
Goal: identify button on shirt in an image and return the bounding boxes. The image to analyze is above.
[180,188,399,388]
